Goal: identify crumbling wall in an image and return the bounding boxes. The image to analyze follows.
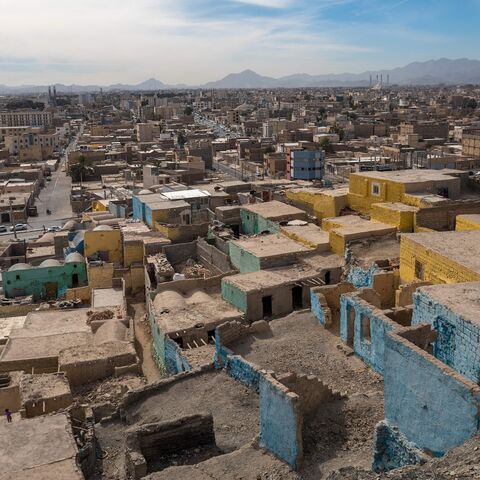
[340,291,403,374]
[197,238,232,274]
[162,241,197,265]
[0,371,21,413]
[381,326,480,465]
[346,263,379,288]
[310,282,355,328]
[373,420,428,472]
[215,321,270,392]
[372,271,398,309]
[395,281,431,307]
[259,371,342,470]
[164,336,192,375]
[125,413,216,480]
[412,289,480,383]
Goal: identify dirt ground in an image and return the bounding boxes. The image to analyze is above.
[228,311,384,478]
[128,302,164,383]
[127,370,259,452]
[93,370,259,479]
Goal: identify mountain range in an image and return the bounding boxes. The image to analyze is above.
[1,58,480,94]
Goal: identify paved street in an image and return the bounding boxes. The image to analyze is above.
[0,132,81,241]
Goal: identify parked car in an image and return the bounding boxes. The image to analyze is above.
[47,226,62,232]
[0,225,7,233]
[10,223,28,231]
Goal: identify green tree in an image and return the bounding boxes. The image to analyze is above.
[184,106,193,116]
[318,137,334,153]
[68,154,93,183]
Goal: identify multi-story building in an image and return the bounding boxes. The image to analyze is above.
[286,149,325,181]
[0,110,52,127]
[4,127,60,159]
[462,129,480,157]
[136,123,154,143]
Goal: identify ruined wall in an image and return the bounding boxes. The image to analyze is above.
[310,282,355,328]
[259,373,302,469]
[340,292,401,374]
[383,328,480,458]
[415,201,480,231]
[373,420,428,472]
[162,241,197,265]
[164,337,192,375]
[346,263,379,288]
[196,238,232,275]
[65,286,91,303]
[412,289,480,383]
[215,321,269,391]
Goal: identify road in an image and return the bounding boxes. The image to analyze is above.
[0,131,81,241]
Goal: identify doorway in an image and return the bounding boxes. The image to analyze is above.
[72,273,79,288]
[347,305,356,347]
[1,213,9,223]
[262,295,273,318]
[44,282,58,300]
[324,271,331,285]
[291,286,303,310]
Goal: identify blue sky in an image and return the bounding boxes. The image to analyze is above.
[0,0,479,85]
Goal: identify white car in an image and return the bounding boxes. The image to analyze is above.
[47,226,62,232]
[11,223,28,231]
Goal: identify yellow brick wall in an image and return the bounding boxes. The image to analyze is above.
[455,215,480,231]
[329,230,346,256]
[123,240,145,267]
[285,189,347,221]
[65,286,91,302]
[399,236,480,284]
[347,174,406,215]
[87,263,114,289]
[92,200,108,212]
[370,203,415,232]
[84,229,123,264]
[321,218,346,232]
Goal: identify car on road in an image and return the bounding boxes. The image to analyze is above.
[10,223,28,231]
[0,225,7,233]
[47,226,62,232]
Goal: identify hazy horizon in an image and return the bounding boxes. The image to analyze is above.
[1,0,479,85]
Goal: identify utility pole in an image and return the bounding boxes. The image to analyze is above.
[9,197,17,240]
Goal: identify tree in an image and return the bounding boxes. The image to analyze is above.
[68,154,94,183]
[184,106,193,116]
[318,137,334,153]
[177,131,187,147]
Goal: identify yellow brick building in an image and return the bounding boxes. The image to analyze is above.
[455,214,480,231]
[400,231,480,284]
[84,225,123,264]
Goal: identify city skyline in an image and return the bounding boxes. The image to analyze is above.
[1,0,480,85]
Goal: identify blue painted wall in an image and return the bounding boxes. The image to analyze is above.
[340,295,395,375]
[310,289,327,326]
[383,331,480,457]
[346,264,378,288]
[215,332,262,392]
[290,150,325,181]
[412,290,480,384]
[132,196,145,221]
[164,336,192,374]
[373,420,426,472]
[259,374,301,469]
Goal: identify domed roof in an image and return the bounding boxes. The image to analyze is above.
[8,263,29,272]
[62,220,79,231]
[65,252,85,263]
[39,259,61,268]
[93,225,113,231]
[138,189,153,195]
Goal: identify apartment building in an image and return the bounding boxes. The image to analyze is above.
[4,127,60,157]
[0,110,52,127]
[286,149,325,181]
[462,129,480,157]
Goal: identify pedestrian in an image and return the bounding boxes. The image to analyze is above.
[4,408,12,423]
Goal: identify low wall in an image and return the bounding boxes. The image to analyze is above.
[66,286,91,303]
[310,282,355,328]
[125,413,215,480]
[0,303,38,318]
[196,238,233,274]
[215,320,270,392]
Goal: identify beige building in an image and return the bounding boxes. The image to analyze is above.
[4,127,60,158]
[462,130,480,157]
[136,123,154,143]
[0,110,52,127]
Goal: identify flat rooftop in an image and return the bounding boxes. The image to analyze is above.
[281,223,330,250]
[92,287,125,309]
[402,231,480,275]
[0,413,82,479]
[0,316,26,343]
[241,200,307,220]
[417,282,480,326]
[224,253,343,291]
[351,169,463,184]
[231,234,310,258]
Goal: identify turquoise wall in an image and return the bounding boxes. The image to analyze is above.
[240,210,280,235]
[228,242,261,273]
[3,262,87,300]
[221,279,248,313]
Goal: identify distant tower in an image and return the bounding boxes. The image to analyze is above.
[48,86,52,104]
[369,75,372,87]
[53,86,57,106]
[387,74,390,86]
[380,74,383,88]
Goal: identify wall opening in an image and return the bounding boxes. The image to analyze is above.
[324,271,331,285]
[292,286,303,310]
[262,295,273,318]
[361,314,371,343]
[1,213,10,223]
[414,260,424,280]
[347,305,355,347]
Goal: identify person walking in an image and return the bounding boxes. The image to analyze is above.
[4,408,12,423]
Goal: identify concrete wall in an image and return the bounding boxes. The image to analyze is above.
[412,289,480,383]
[382,327,480,458]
